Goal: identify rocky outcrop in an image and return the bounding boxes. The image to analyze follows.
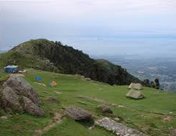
[8,39,141,86]
[65,106,92,121]
[96,117,145,136]
[0,77,44,116]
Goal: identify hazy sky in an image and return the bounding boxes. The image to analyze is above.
[0,0,176,56]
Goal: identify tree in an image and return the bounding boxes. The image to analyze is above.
[154,78,160,89]
[143,79,150,87]
[151,81,155,88]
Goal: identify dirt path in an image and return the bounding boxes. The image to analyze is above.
[10,73,25,78]
[34,112,64,136]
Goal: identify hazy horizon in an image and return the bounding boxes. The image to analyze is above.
[0,0,176,57]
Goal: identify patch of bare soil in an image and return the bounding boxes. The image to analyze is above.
[34,112,64,136]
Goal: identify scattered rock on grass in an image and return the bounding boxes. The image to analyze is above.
[0,77,44,116]
[170,129,176,136]
[95,117,145,136]
[128,83,143,90]
[118,105,125,108]
[46,97,60,104]
[0,116,8,120]
[54,91,62,95]
[163,116,173,122]
[22,96,44,116]
[65,106,92,121]
[97,105,113,114]
[126,90,144,100]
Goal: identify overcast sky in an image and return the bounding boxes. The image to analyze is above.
[0,0,176,56]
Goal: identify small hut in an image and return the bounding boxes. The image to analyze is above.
[4,65,19,73]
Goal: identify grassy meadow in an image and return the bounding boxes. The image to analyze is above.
[0,69,176,136]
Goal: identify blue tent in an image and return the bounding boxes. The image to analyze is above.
[4,65,19,73]
[35,76,42,82]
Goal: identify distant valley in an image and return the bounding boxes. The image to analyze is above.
[93,55,176,92]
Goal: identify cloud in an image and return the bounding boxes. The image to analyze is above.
[0,0,176,50]
[1,0,176,18]
[1,0,176,27]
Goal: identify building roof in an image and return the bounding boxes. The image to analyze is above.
[4,65,18,68]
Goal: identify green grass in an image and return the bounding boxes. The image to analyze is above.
[0,69,176,136]
[43,118,114,136]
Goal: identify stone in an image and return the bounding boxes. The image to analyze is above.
[22,96,44,116]
[126,90,144,99]
[97,105,113,114]
[163,116,173,122]
[129,83,143,90]
[1,116,8,120]
[0,77,44,116]
[95,117,145,136]
[46,97,60,103]
[65,106,92,121]
[170,129,176,136]
[3,77,40,105]
[1,86,23,112]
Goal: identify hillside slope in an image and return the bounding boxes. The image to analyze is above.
[0,69,176,136]
[0,39,140,85]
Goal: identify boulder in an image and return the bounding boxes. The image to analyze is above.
[126,90,144,99]
[3,77,40,105]
[1,86,23,112]
[46,97,60,103]
[95,117,145,136]
[22,96,44,116]
[129,83,143,90]
[97,105,113,114]
[65,106,92,121]
[0,77,44,116]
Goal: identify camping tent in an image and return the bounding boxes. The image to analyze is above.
[35,76,42,82]
[50,81,57,87]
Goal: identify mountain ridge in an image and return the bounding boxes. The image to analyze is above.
[1,39,141,85]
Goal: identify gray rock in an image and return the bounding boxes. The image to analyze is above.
[95,117,146,136]
[128,83,143,90]
[65,106,92,121]
[22,96,44,116]
[126,90,144,100]
[97,105,113,114]
[170,129,176,136]
[1,86,23,112]
[3,77,40,105]
[46,97,60,103]
[0,77,44,116]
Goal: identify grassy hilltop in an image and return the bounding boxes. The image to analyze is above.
[0,69,176,136]
[0,39,140,85]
